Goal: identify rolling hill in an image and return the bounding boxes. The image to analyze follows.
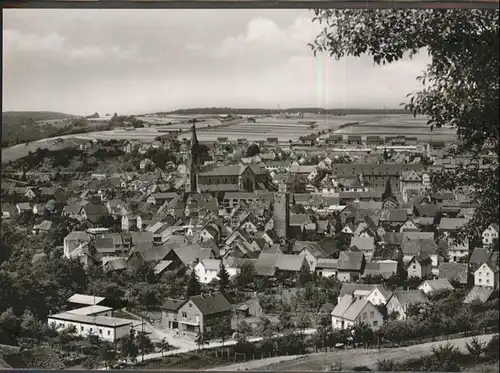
[1,111,77,148]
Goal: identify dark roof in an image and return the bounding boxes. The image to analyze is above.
[161,298,188,311]
[438,262,468,285]
[82,203,108,216]
[469,247,493,266]
[338,251,364,271]
[463,286,495,304]
[190,292,232,315]
[383,232,404,246]
[409,253,432,266]
[402,238,438,255]
[339,283,377,297]
[414,204,441,217]
[390,289,429,309]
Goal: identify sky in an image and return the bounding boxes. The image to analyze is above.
[3,9,431,116]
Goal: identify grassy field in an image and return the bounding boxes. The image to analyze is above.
[215,334,497,372]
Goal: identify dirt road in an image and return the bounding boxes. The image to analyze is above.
[213,333,497,371]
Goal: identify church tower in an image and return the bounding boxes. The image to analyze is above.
[186,124,200,194]
[273,181,290,240]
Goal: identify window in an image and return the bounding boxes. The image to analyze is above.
[108,331,111,336]
[479,278,482,283]
[182,312,187,319]
[90,328,93,333]
[189,303,192,309]
[81,326,84,331]
[363,312,367,320]
[486,279,490,284]
[370,311,374,318]
[99,329,102,335]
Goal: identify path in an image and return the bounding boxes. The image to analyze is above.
[214,333,498,371]
[119,311,317,365]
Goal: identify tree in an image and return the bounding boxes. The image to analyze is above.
[119,329,139,363]
[0,308,20,337]
[277,310,294,334]
[195,332,209,352]
[20,310,45,341]
[382,177,394,201]
[245,144,260,157]
[257,316,275,341]
[186,270,201,297]
[217,261,230,294]
[484,334,499,361]
[236,261,257,288]
[157,337,169,357]
[312,9,498,238]
[376,359,396,371]
[136,331,153,362]
[98,344,117,369]
[212,318,230,347]
[296,313,311,334]
[428,343,461,372]
[236,320,253,344]
[466,337,486,363]
[83,357,99,369]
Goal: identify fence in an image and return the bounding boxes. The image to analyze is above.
[196,326,499,364]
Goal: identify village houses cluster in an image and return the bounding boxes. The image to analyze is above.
[1,125,499,342]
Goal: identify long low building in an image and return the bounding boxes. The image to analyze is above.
[47,312,137,342]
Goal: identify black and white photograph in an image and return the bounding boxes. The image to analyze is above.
[1,7,499,372]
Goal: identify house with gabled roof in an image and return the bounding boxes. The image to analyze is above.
[161,292,232,337]
[418,279,454,295]
[331,295,383,331]
[469,247,497,272]
[401,237,439,270]
[365,285,393,306]
[292,240,337,272]
[474,261,499,289]
[438,217,470,236]
[482,223,499,247]
[386,289,429,320]
[362,260,399,280]
[399,218,420,233]
[337,251,365,282]
[350,236,376,261]
[438,262,469,286]
[463,286,495,304]
[407,253,433,279]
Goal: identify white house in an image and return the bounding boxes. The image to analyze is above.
[386,290,429,320]
[315,259,339,278]
[447,237,470,263]
[418,279,454,295]
[474,261,499,289]
[194,259,222,284]
[331,295,383,331]
[365,285,393,306]
[482,224,499,247]
[47,312,135,343]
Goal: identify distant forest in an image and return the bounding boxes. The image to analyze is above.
[161,107,409,115]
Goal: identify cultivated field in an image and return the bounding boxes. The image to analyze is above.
[178,113,456,143]
[1,113,457,164]
[332,114,457,142]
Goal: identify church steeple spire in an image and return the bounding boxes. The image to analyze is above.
[188,122,200,193]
